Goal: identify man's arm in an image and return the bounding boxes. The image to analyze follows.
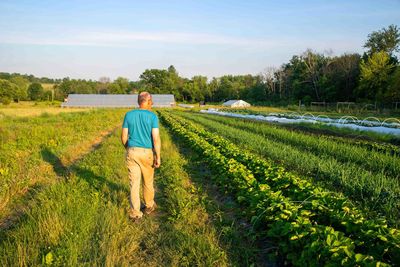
[152,128,161,168]
[121,128,128,148]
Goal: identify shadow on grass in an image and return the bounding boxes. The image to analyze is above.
[41,147,129,205]
[40,147,69,177]
[0,183,45,234]
[0,147,64,234]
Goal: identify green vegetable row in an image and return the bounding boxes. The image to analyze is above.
[177,111,400,223]
[192,112,400,178]
[159,111,393,266]
[169,111,400,264]
[217,108,400,154]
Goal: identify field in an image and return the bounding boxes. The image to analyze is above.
[1,105,400,266]
[0,101,90,118]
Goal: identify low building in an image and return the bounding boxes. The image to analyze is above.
[61,94,175,108]
[222,100,251,108]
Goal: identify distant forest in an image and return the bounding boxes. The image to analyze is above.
[0,25,399,106]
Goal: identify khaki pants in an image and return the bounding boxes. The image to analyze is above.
[126,147,155,218]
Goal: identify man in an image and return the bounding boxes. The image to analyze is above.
[121,92,161,222]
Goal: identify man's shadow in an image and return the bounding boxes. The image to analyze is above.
[40,147,129,205]
[1,146,129,240]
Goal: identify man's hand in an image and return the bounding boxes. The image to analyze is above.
[121,128,128,148]
[153,157,161,168]
[152,128,161,168]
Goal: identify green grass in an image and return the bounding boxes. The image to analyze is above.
[175,111,400,224]
[1,111,264,265]
[0,109,126,221]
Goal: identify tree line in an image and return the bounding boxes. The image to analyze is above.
[0,24,399,106]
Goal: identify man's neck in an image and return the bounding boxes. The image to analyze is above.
[139,105,150,110]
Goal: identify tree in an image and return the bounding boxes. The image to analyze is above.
[0,79,17,104]
[98,76,111,84]
[357,51,394,101]
[139,69,169,93]
[97,77,110,94]
[325,53,361,101]
[108,83,125,94]
[385,67,400,102]
[274,67,286,99]
[28,83,44,100]
[114,77,130,93]
[247,75,267,102]
[261,67,277,95]
[167,65,184,100]
[56,78,72,99]
[9,76,29,101]
[191,76,208,101]
[302,49,329,101]
[208,78,220,102]
[364,24,400,59]
[139,66,184,99]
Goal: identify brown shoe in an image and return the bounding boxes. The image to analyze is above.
[144,202,157,215]
[129,216,142,224]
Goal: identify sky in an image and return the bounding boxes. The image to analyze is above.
[0,0,399,81]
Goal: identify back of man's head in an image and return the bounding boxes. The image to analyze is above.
[138,92,151,106]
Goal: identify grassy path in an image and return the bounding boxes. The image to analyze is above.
[1,122,263,266]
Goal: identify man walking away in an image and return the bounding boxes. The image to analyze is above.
[121,92,161,222]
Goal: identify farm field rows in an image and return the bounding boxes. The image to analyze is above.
[211,108,400,144]
[217,107,400,122]
[175,111,400,225]
[1,107,399,265]
[159,110,400,266]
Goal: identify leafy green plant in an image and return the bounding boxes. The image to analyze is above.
[159,111,393,266]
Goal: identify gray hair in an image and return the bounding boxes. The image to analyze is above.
[138,92,151,105]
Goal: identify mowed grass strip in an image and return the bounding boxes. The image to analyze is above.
[0,125,230,266]
[0,106,91,118]
[176,111,400,224]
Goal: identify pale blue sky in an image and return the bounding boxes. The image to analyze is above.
[0,0,399,80]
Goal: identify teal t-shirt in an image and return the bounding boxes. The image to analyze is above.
[122,109,159,149]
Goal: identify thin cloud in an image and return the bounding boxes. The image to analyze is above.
[0,30,278,48]
[0,29,362,55]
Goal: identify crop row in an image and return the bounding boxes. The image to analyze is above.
[159,111,394,266]
[177,111,400,223]
[217,108,400,154]
[324,135,400,157]
[192,112,400,178]
[168,111,400,265]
